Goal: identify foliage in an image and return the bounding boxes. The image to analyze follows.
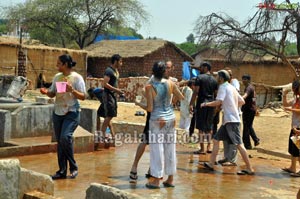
[176,42,198,56]
[193,0,300,76]
[4,0,149,49]
[0,19,8,35]
[186,33,195,43]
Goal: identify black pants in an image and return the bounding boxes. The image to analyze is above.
[53,111,79,174]
[189,108,196,136]
[242,110,259,148]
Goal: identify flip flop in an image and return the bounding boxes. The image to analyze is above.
[281,168,294,173]
[145,183,160,189]
[290,171,300,177]
[193,150,206,155]
[129,171,138,183]
[163,182,175,188]
[237,169,255,175]
[221,162,237,166]
[203,162,214,171]
[206,150,212,153]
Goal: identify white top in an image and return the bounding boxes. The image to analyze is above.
[230,78,240,92]
[180,86,193,117]
[48,72,86,115]
[216,82,244,124]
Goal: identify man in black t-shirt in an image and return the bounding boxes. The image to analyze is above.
[189,62,218,154]
[101,54,124,140]
[241,74,260,149]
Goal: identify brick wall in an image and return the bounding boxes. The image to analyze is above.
[87,44,193,81]
[86,77,149,102]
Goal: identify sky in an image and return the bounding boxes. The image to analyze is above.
[1,0,299,43]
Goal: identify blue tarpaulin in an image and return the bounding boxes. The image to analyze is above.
[182,61,191,80]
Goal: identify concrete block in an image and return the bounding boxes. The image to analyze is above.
[20,168,54,199]
[0,159,20,199]
[0,109,11,146]
[86,183,144,199]
[73,126,94,153]
[11,104,54,138]
[35,96,54,104]
[80,108,97,134]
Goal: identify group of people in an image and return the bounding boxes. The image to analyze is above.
[41,53,300,189]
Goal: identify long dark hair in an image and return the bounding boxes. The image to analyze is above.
[59,54,76,68]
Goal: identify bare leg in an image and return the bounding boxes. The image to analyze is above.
[130,143,147,173]
[164,175,174,185]
[236,144,253,171]
[206,130,213,152]
[209,139,220,165]
[101,117,113,137]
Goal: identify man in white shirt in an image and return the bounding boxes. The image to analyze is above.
[201,70,254,175]
[218,68,240,166]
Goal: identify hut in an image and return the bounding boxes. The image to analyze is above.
[0,36,87,89]
[85,39,193,80]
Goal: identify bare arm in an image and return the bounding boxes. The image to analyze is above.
[172,82,184,101]
[40,88,55,98]
[145,85,153,112]
[103,75,123,95]
[201,100,222,108]
[189,85,199,113]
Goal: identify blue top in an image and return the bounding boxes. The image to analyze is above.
[150,79,175,121]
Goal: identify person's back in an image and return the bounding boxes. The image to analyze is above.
[150,79,174,121]
[196,73,218,106]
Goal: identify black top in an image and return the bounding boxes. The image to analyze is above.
[195,73,218,108]
[104,66,119,94]
[242,84,256,112]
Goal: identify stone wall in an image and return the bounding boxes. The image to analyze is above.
[86,77,149,102]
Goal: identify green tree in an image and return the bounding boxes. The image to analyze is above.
[4,0,149,49]
[176,42,198,56]
[186,33,195,43]
[194,0,300,77]
[0,19,8,35]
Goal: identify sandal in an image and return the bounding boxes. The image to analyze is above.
[193,150,206,155]
[281,168,294,173]
[70,170,78,179]
[237,169,255,175]
[163,181,175,188]
[290,171,300,177]
[129,171,138,183]
[221,162,237,166]
[145,183,160,189]
[203,162,214,171]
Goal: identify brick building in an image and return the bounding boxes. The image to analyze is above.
[192,48,299,107]
[85,40,193,80]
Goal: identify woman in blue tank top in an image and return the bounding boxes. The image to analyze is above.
[144,61,184,188]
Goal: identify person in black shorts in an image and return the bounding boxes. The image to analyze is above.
[189,62,218,154]
[101,54,124,140]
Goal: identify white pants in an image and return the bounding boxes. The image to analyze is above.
[179,115,191,132]
[149,119,176,178]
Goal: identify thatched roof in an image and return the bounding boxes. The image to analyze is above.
[85,39,192,59]
[192,47,300,64]
[0,36,87,53]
